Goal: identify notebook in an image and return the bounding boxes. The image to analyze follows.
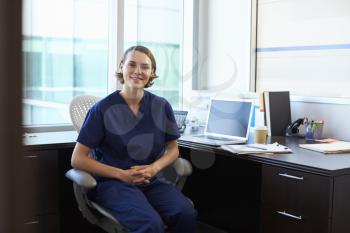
[299,141,350,154]
[221,142,292,154]
[180,98,253,146]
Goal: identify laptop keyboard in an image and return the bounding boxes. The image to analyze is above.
[195,135,235,141]
[174,111,188,129]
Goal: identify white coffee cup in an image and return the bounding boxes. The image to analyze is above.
[254,125,268,144]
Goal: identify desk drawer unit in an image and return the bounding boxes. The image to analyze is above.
[260,165,332,233]
[23,150,59,233]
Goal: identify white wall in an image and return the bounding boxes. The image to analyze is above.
[291,101,350,141]
[182,0,252,123]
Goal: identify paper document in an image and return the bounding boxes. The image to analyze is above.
[221,142,292,154]
[299,141,350,154]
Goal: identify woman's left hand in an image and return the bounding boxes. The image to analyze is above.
[131,164,160,183]
[131,140,179,184]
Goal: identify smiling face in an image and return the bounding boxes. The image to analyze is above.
[120,50,154,90]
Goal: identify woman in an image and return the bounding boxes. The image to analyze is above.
[71,45,197,233]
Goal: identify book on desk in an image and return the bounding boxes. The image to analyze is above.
[221,142,292,155]
[299,141,350,154]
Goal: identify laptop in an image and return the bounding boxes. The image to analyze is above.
[180,98,253,146]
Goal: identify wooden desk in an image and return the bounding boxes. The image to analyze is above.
[179,136,350,233]
[23,131,350,233]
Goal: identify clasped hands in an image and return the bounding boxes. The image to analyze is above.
[122,164,160,185]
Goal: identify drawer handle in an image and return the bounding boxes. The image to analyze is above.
[278,173,304,180]
[276,211,302,220]
[24,155,39,159]
[24,220,40,225]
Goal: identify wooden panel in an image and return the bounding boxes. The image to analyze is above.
[332,174,350,233]
[23,150,58,219]
[181,147,261,233]
[261,204,330,233]
[261,165,331,233]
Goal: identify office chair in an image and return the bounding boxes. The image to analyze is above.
[65,95,193,233]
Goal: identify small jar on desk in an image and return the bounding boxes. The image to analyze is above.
[305,120,324,141]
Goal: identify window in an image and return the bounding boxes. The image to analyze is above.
[256,0,350,99]
[22,0,186,127]
[124,0,184,109]
[23,0,110,126]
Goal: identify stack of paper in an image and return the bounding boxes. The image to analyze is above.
[299,141,350,154]
[221,142,292,154]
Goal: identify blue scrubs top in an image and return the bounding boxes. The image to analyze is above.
[77,90,180,174]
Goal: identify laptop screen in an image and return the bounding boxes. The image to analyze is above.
[205,99,253,138]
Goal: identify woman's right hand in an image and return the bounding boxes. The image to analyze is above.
[118,168,150,185]
[71,143,150,185]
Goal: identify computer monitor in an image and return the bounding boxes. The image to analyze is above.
[205,99,253,140]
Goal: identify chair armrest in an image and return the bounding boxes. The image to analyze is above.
[65,168,97,189]
[172,158,192,176]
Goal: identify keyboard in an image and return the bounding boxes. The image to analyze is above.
[174,110,188,129]
[194,135,236,141]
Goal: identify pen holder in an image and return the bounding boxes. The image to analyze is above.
[305,121,324,140]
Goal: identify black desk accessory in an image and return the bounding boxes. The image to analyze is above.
[264,91,291,136]
[174,110,188,133]
[286,118,306,137]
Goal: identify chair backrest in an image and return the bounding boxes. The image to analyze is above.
[70,95,101,132]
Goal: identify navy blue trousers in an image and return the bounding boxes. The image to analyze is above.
[91,178,197,233]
